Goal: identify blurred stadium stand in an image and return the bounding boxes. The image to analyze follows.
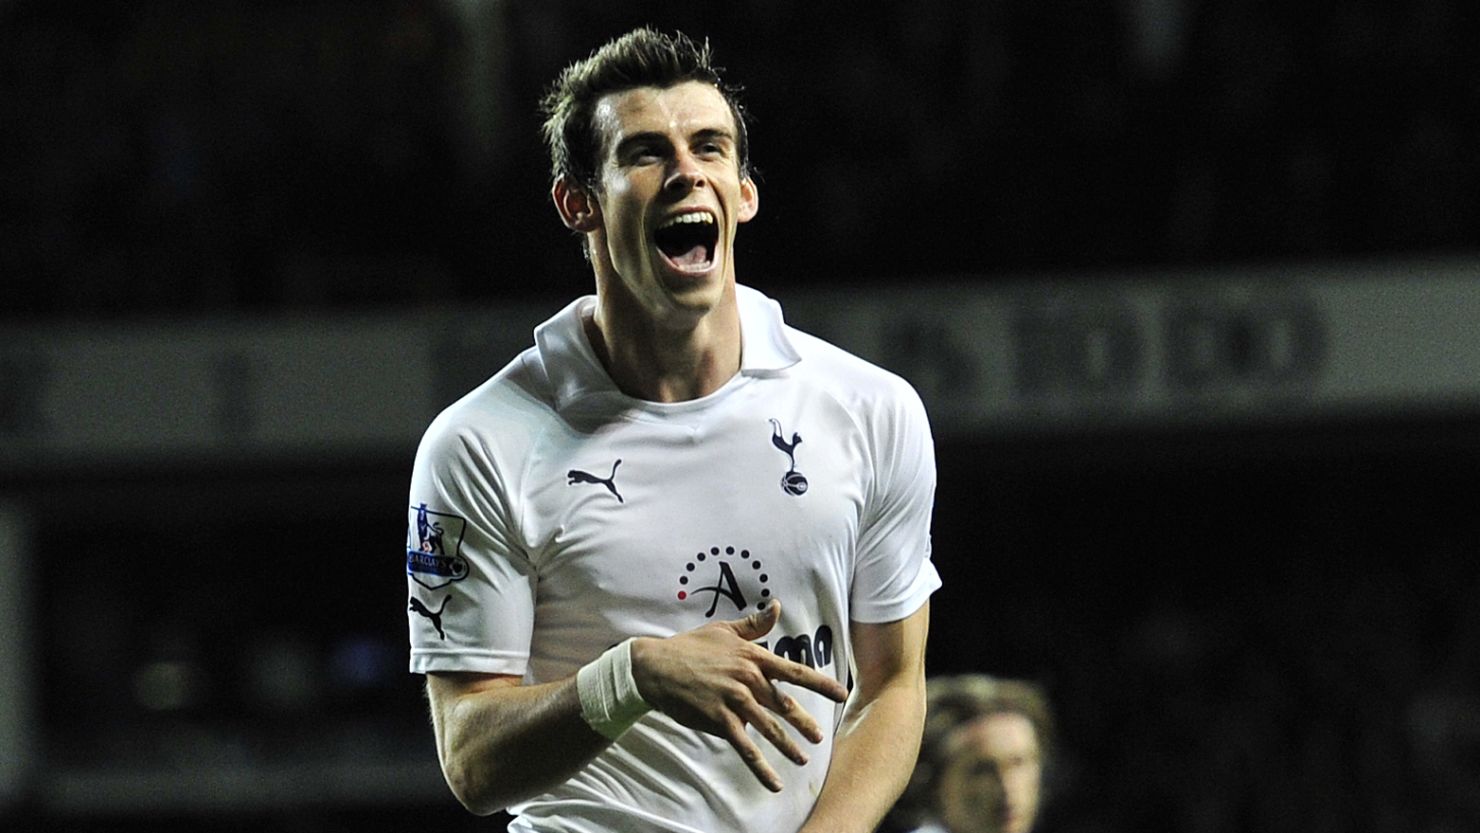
[3,2,1480,832]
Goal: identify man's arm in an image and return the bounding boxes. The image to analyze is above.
[426,672,597,815]
[425,600,849,815]
[798,601,931,833]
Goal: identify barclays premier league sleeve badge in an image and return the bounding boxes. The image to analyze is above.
[406,503,470,590]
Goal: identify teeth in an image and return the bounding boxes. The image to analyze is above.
[658,212,715,230]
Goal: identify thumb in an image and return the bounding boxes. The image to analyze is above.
[727,599,781,640]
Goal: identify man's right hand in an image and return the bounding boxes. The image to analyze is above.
[628,600,850,792]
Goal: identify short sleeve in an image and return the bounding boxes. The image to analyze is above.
[849,379,941,623]
[405,411,537,676]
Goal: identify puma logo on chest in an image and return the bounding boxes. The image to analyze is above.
[567,459,624,503]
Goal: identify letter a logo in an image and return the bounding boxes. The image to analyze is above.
[700,561,747,617]
[676,545,770,618]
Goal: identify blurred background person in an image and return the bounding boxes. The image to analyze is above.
[892,675,1054,833]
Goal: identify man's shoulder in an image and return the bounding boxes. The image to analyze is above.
[419,345,555,455]
[785,325,923,410]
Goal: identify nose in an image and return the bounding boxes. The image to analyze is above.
[663,148,707,195]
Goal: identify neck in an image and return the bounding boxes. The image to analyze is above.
[585,287,742,403]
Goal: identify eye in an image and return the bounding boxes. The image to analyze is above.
[696,140,728,158]
[620,141,666,165]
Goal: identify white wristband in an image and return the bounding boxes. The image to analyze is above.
[576,638,651,740]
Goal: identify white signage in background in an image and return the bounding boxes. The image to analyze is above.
[0,309,546,471]
[782,261,1480,432]
[998,284,1329,426]
[1,259,1479,471]
[0,504,32,809]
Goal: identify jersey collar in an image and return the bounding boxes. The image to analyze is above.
[535,283,802,410]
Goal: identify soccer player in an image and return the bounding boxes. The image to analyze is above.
[406,27,940,833]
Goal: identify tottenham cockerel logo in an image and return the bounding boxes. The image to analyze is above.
[769,418,808,496]
[676,545,771,618]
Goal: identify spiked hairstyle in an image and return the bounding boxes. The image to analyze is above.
[539,27,752,191]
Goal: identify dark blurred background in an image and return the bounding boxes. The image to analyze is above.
[3,1,1479,832]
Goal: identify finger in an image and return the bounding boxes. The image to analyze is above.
[760,654,849,703]
[759,680,825,745]
[725,599,781,641]
[738,698,809,766]
[723,715,783,792]
[739,671,823,744]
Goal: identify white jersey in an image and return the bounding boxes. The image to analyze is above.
[406,284,940,833]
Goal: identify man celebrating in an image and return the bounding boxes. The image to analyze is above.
[406,27,940,833]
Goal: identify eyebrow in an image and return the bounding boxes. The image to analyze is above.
[690,128,736,147]
[613,127,736,159]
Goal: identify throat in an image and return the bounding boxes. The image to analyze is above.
[639,348,742,402]
[585,306,742,403]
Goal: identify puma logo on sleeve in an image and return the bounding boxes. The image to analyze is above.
[409,595,450,640]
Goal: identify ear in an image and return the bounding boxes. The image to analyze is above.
[552,176,602,232]
[737,175,759,224]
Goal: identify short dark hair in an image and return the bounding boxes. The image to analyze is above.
[539,27,751,191]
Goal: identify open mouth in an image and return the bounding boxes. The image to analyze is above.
[653,211,718,271]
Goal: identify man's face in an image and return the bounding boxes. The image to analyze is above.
[584,80,757,326]
[937,713,1044,833]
